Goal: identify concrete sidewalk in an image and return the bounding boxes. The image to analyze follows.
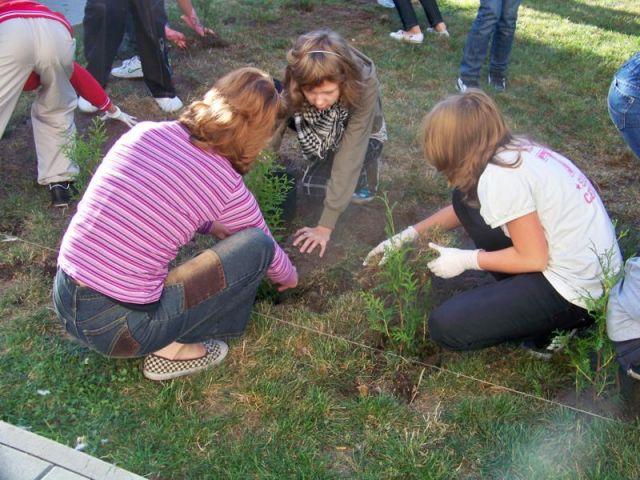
[0,422,144,480]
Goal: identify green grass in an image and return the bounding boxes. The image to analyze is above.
[2,0,640,477]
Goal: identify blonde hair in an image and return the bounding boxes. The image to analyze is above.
[180,67,283,174]
[422,89,520,205]
[283,29,364,112]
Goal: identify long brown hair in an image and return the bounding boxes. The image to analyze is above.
[283,29,364,112]
[422,89,521,205]
[180,67,283,174]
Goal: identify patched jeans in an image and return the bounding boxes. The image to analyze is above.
[608,52,640,160]
[459,0,522,82]
[53,228,274,358]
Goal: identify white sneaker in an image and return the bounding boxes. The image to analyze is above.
[111,55,143,79]
[154,96,184,113]
[77,96,98,113]
[426,27,450,38]
[389,30,424,44]
[377,0,395,7]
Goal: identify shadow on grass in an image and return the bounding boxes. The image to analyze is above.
[525,0,640,37]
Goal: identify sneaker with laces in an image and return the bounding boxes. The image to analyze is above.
[389,30,424,44]
[627,365,640,381]
[77,96,98,113]
[111,55,143,79]
[155,96,184,113]
[426,27,450,38]
[351,187,375,205]
[142,340,228,381]
[48,181,77,208]
[456,77,480,92]
[520,329,576,361]
[488,73,507,92]
[520,339,554,360]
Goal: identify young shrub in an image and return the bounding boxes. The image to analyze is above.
[555,243,626,396]
[363,194,431,355]
[62,118,107,197]
[244,150,294,301]
[244,150,294,242]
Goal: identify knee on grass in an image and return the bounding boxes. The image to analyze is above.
[428,306,469,351]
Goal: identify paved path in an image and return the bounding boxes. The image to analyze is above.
[0,422,144,480]
[40,0,87,26]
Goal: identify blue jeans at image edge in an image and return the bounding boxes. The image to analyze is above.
[608,52,640,160]
[52,228,275,357]
[459,0,523,82]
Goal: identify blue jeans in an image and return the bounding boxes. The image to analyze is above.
[608,52,640,160]
[53,228,274,358]
[459,0,522,82]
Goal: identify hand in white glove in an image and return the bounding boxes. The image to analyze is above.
[363,226,419,266]
[100,106,138,128]
[427,242,481,279]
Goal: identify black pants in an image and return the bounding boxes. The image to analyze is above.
[83,0,175,98]
[428,189,589,351]
[614,339,640,371]
[394,0,444,30]
[116,11,139,59]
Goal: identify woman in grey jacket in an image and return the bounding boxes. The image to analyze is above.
[271,29,386,257]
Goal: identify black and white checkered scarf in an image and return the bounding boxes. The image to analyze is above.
[294,102,349,160]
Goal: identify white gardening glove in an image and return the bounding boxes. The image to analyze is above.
[427,242,481,279]
[100,106,138,128]
[363,226,419,266]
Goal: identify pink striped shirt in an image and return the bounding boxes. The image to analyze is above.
[58,121,296,304]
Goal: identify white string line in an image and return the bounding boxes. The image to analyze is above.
[256,312,619,424]
[1,234,58,253]
[2,232,619,423]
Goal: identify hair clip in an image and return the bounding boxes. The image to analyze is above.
[307,50,342,58]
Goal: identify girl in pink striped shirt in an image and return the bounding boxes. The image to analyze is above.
[54,68,298,381]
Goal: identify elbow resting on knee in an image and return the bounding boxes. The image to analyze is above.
[532,252,549,272]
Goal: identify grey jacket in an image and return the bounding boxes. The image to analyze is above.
[270,47,384,229]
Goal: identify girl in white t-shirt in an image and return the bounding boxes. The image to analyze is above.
[365,90,622,351]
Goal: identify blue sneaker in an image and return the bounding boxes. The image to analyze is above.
[351,187,375,205]
[456,77,480,92]
[488,73,507,92]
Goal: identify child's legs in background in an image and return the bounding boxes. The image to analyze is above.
[459,0,502,82]
[393,0,420,31]
[488,0,522,78]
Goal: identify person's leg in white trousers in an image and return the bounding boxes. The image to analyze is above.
[0,18,78,186]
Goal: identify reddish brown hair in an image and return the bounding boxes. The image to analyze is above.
[180,67,283,174]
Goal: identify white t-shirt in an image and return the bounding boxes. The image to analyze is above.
[477,145,622,308]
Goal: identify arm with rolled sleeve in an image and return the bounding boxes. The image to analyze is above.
[203,183,296,286]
